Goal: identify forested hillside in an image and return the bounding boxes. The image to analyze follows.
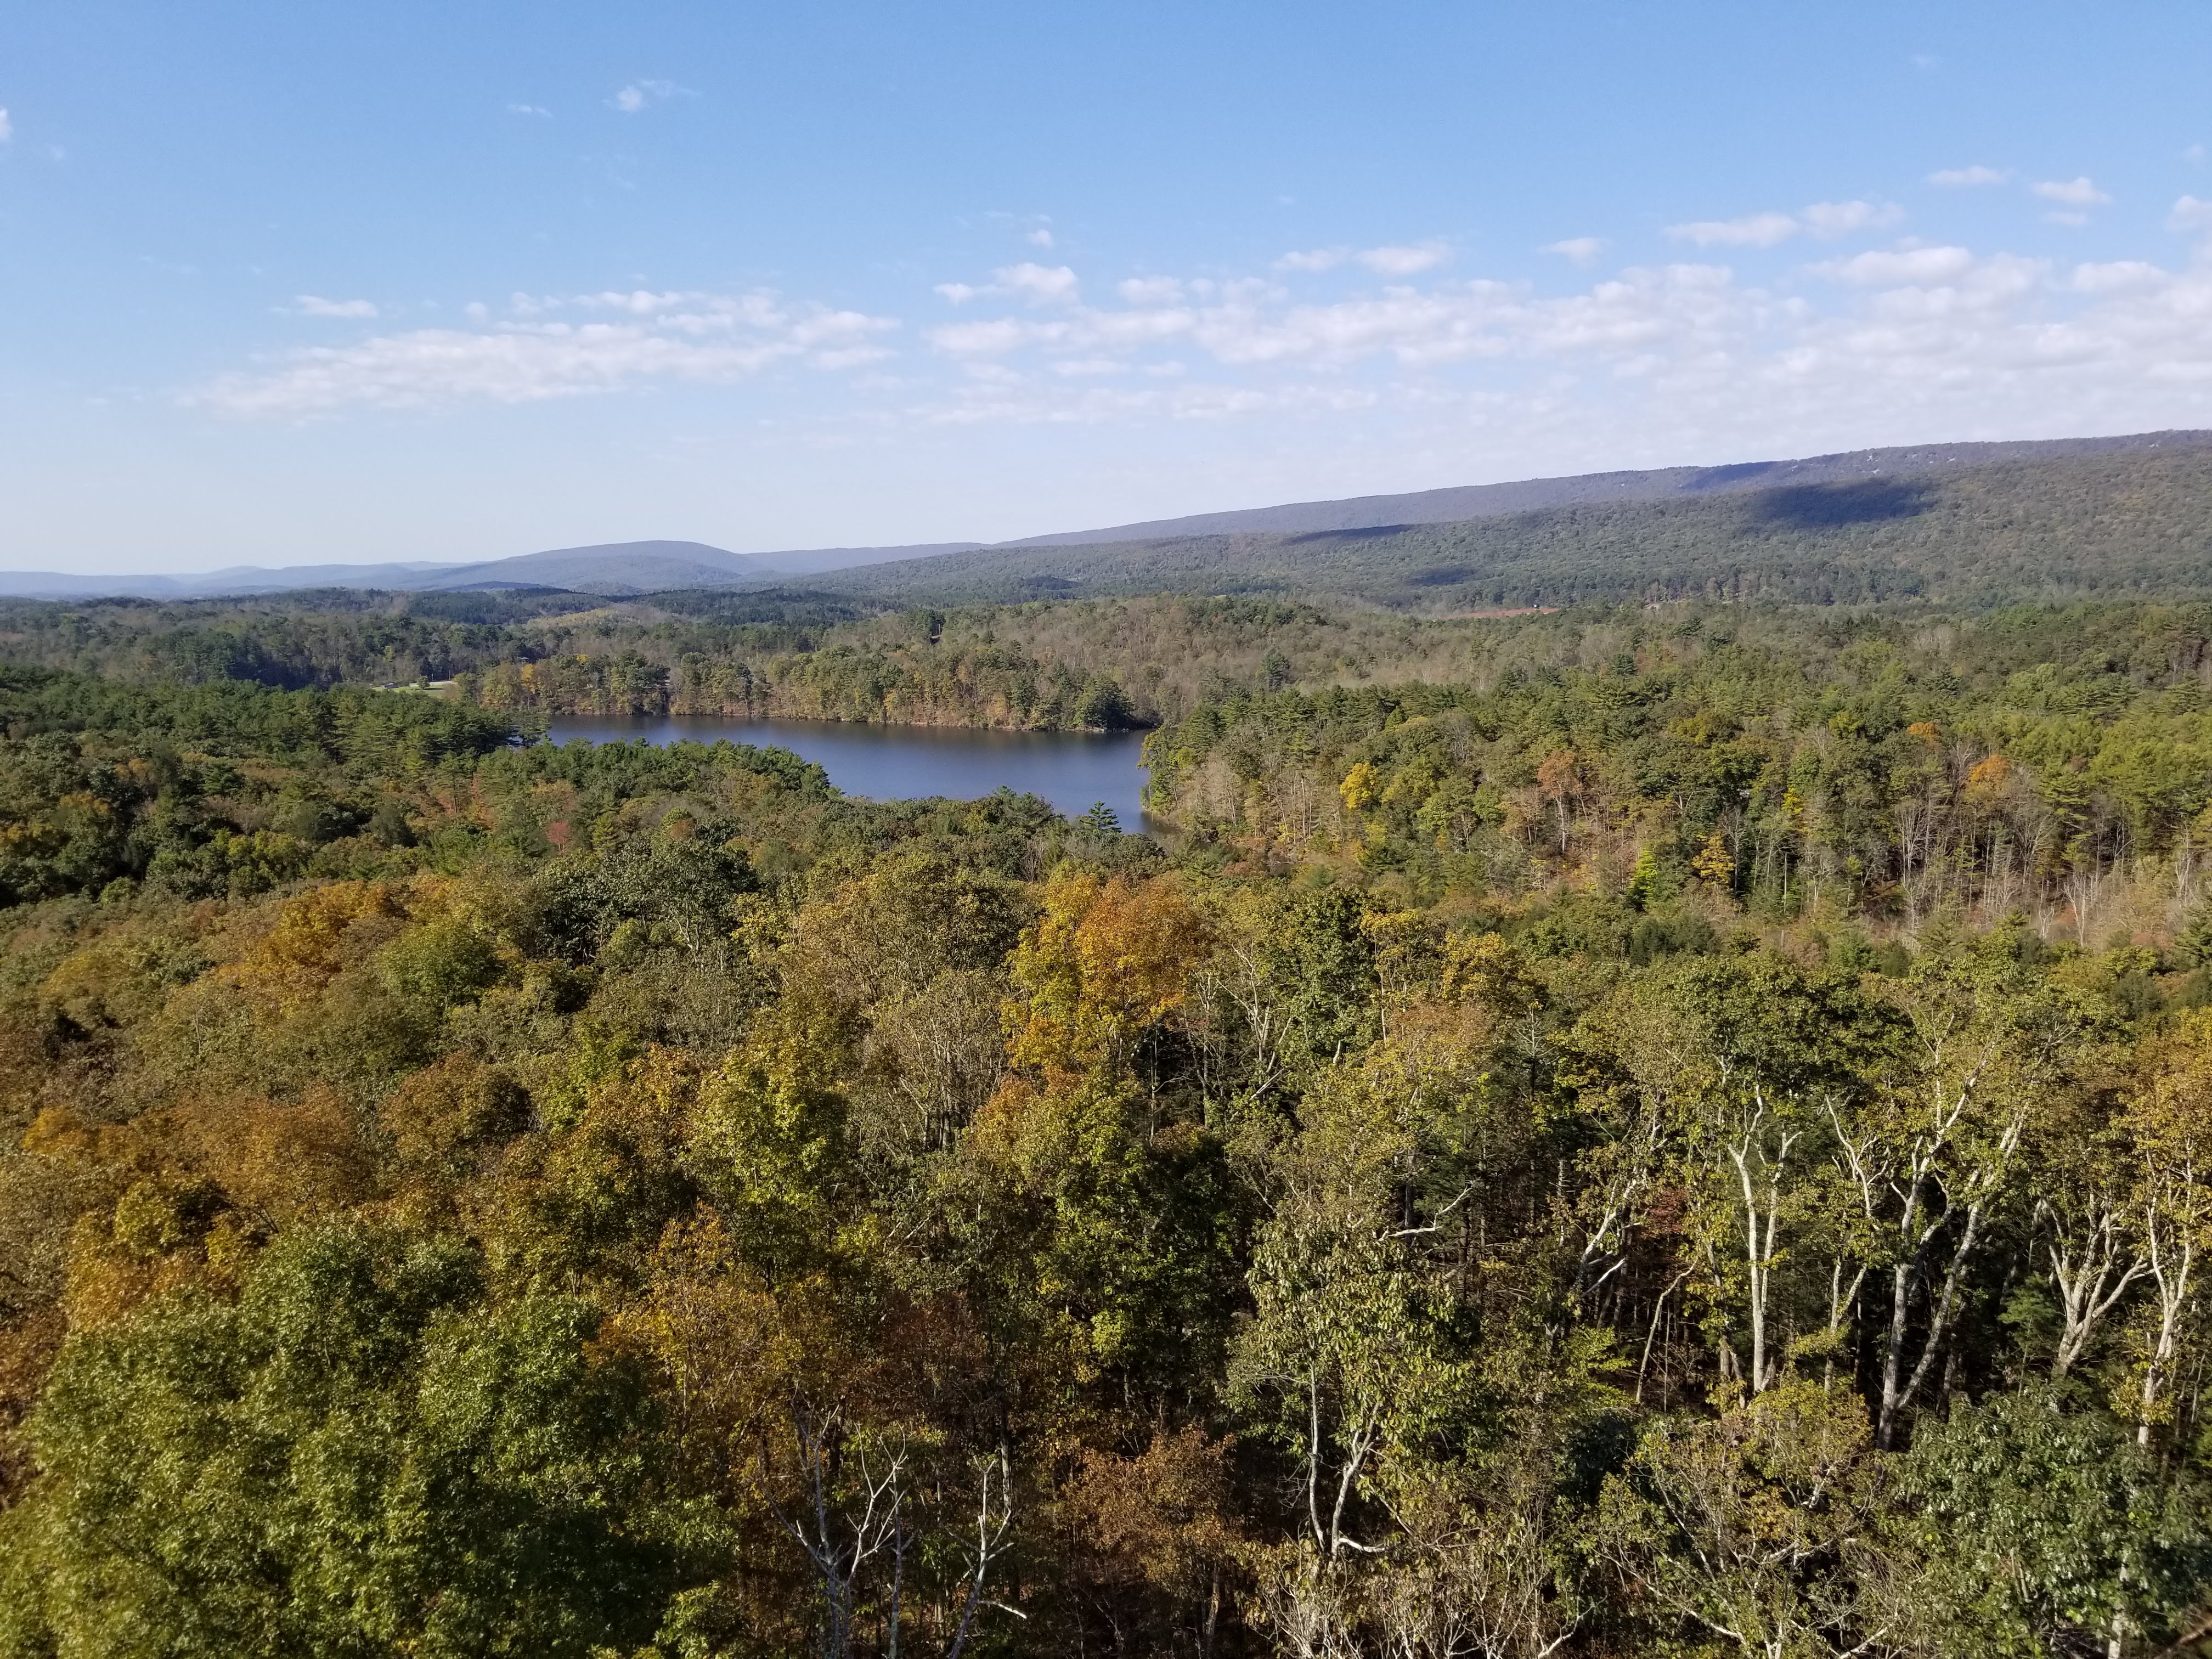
[0,590,1536,731]
[997,428,2212,546]
[814,444,2212,612]
[1,583,2210,1656]
[1144,600,2212,946]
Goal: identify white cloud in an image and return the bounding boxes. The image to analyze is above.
[928,263,1746,373]
[2168,195,2212,233]
[1275,243,1449,276]
[902,233,2212,455]
[995,262,1080,303]
[2071,261,2166,294]
[610,80,682,113]
[506,103,551,118]
[192,290,896,416]
[292,295,381,319]
[0,108,12,143]
[1543,237,1605,264]
[1816,246,1976,286]
[578,290,693,315]
[810,345,889,371]
[1802,200,1904,238]
[1356,242,1450,275]
[1667,211,1802,248]
[2033,176,2110,208]
[1928,165,2007,187]
[933,317,1065,358]
[1026,228,1056,248]
[1118,277,1183,305]
[202,216,2212,466]
[1667,200,1900,249]
[933,265,1079,306]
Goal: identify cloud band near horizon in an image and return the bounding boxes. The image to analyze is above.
[189,214,2212,459]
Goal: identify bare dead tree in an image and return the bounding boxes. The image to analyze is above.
[944,1449,1018,1659]
[761,1400,912,1659]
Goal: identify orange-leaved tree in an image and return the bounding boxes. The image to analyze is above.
[1005,870,1210,1077]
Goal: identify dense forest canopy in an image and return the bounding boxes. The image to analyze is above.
[2,548,2212,1655]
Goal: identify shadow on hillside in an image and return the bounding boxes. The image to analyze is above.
[1284,523,1413,545]
[1750,479,1936,529]
[1684,461,1780,490]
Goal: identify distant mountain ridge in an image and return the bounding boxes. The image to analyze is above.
[0,539,984,602]
[1006,430,2212,545]
[4,429,2207,601]
[815,438,2212,612]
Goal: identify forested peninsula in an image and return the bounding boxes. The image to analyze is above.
[2,577,2211,1657]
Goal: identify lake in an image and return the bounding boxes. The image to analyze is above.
[545,715,1153,827]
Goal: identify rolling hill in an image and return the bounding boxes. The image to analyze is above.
[998,429,2212,545]
[5,428,2209,606]
[809,440,2212,612]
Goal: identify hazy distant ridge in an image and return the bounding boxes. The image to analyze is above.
[5,430,2207,601]
[0,539,984,602]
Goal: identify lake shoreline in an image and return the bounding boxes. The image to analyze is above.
[517,707,1152,737]
[543,713,1154,827]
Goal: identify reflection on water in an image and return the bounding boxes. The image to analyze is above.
[545,715,1152,827]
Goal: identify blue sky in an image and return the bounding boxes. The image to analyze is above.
[4,1,2211,572]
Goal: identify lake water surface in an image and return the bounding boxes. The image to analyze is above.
[545,715,1152,827]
